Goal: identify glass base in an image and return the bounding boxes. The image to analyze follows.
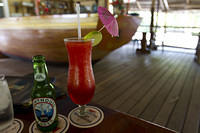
[68,106,104,128]
[0,118,24,133]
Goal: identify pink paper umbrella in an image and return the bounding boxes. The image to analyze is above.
[97,6,119,37]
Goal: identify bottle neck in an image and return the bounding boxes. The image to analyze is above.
[33,62,49,87]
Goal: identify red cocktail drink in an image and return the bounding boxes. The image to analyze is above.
[63,6,115,128]
[64,38,103,128]
[65,39,95,105]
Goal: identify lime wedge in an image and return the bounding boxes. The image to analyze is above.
[84,31,102,47]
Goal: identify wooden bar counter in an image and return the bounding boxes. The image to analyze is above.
[0,14,141,63]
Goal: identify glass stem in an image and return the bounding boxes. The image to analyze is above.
[79,105,86,116]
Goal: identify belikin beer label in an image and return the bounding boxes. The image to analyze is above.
[34,73,46,82]
[33,98,57,127]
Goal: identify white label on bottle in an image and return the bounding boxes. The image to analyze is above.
[33,98,57,127]
[34,73,46,82]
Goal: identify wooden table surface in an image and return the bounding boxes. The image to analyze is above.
[0,58,177,133]
[15,97,177,133]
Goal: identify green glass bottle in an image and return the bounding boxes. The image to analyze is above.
[31,55,58,132]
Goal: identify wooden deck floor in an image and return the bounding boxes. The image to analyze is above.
[92,44,199,133]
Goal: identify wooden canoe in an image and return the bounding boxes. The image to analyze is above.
[0,14,141,63]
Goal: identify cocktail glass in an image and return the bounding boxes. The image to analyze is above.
[64,38,104,128]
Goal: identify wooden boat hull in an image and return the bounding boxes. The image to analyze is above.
[0,14,141,63]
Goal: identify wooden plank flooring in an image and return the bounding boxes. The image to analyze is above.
[92,43,199,133]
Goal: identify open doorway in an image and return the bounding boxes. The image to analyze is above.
[132,10,200,50]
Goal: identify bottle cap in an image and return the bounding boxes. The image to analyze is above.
[32,55,45,63]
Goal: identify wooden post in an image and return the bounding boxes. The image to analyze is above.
[2,0,10,17]
[105,0,109,9]
[69,0,75,13]
[136,32,151,54]
[149,0,156,49]
[195,34,200,64]
[162,11,167,51]
[126,0,130,14]
[34,0,39,16]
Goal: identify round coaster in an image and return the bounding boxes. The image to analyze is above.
[1,118,24,133]
[68,106,104,128]
[29,114,69,133]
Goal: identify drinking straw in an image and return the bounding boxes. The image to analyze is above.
[76,2,81,39]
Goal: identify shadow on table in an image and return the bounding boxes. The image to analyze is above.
[6,74,66,113]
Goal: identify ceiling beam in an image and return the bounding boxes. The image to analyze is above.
[136,0,142,10]
[159,0,165,10]
[162,0,169,10]
[136,1,152,4]
[186,0,190,4]
[170,4,200,9]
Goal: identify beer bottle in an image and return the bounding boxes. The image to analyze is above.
[31,55,58,132]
